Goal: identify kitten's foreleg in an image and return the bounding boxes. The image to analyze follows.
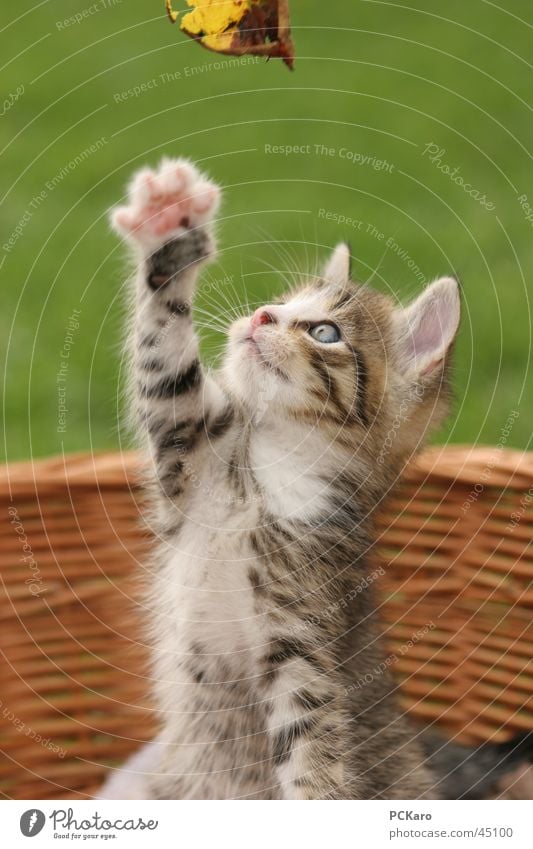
[111,158,227,497]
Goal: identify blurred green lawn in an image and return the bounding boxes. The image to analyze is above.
[1,0,531,461]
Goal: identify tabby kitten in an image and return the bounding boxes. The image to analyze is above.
[100,156,462,800]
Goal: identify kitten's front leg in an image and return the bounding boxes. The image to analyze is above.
[263,640,356,799]
[111,158,228,498]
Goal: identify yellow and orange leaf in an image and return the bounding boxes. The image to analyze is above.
[165,0,295,70]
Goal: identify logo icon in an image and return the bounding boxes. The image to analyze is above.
[20,810,46,837]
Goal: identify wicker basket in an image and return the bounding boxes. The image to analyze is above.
[0,446,532,800]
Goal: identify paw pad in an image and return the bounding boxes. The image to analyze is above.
[111,158,220,248]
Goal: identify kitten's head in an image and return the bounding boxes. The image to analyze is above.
[224,243,460,467]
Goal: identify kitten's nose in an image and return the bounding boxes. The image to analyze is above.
[250,307,276,330]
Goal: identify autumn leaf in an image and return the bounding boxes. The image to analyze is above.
[165,0,178,23]
[166,0,295,70]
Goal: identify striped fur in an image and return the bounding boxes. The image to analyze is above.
[100,158,464,801]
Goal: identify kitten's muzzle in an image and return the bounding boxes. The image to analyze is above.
[250,307,277,333]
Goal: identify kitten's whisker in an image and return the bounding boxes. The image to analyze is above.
[194,301,233,326]
[298,218,316,288]
[224,275,250,318]
[204,284,235,317]
[252,223,305,291]
[193,311,233,336]
[195,324,228,336]
[364,226,400,289]
[236,259,253,316]
[193,315,229,335]
[194,301,232,323]
[252,256,300,294]
[201,286,243,325]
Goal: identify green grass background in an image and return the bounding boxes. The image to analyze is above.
[1,0,531,461]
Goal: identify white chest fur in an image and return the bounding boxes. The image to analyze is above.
[250,423,332,521]
[151,484,264,707]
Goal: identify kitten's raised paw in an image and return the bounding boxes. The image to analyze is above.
[111,158,220,250]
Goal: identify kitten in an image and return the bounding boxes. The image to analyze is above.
[99,157,529,800]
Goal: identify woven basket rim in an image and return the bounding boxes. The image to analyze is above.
[2,444,531,490]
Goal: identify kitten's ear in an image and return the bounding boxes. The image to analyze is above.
[323,242,351,286]
[396,277,460,377]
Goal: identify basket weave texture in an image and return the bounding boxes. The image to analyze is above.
[0,446,532,800]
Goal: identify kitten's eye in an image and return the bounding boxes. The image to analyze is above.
[308,323,341,343]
